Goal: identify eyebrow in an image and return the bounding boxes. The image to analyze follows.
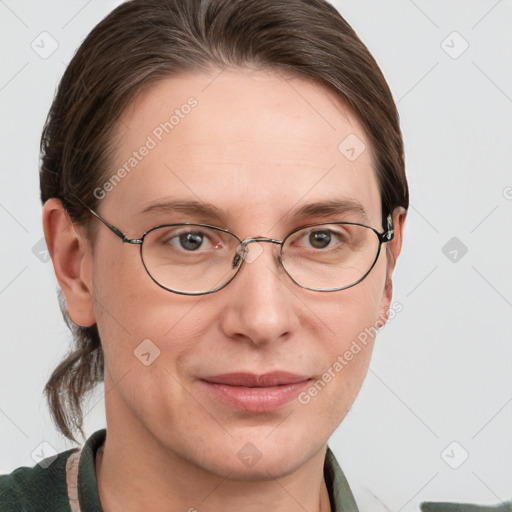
[292,198,369,223]
[139,199,229,225]
[139,197,369,225]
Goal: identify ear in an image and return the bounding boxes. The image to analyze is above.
[42,198,96,327]
[377,206,407,326]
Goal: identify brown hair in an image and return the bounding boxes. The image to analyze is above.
[40,0,409,443]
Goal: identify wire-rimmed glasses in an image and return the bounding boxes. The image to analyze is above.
[86,207,394,295]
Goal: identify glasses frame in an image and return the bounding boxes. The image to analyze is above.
[86,206,395,295]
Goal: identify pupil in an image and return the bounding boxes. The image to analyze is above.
[310,231,330,249]
[180,232,203,251]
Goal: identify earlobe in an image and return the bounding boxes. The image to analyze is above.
[378,206,407,327]
[389,206,407,267]
[42,198,96,327]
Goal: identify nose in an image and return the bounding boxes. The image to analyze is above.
[218,239,299,347]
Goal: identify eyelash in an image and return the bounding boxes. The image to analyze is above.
[159,226,350,252]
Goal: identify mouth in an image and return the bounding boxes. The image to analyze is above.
[199,372,312,412]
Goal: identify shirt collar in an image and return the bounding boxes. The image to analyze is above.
[325,446,360,512]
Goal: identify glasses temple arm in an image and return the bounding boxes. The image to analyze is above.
[87,207,137,243]
[380,213,394,242]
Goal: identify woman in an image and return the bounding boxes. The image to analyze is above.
[0,1,508,511]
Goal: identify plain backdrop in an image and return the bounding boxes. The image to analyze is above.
[1,1,511,510]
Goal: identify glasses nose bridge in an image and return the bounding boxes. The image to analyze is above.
[233,236,283,269]
[240,236,282,248]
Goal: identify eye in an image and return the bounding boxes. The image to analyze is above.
[158,228,222,252]
[308,230,333,249]
[176,231,205,251]
[297,227,348,250]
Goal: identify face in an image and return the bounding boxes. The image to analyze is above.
[60,67,403,479]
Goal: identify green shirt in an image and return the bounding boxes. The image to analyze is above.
[0,429,510,511]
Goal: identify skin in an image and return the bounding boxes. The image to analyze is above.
[43,67,406,512]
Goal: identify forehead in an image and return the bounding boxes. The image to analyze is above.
[106,67,381,231]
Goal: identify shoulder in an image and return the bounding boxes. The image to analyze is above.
[420,501,512,512]
[0,428,106,512]
[326,445,511,512]
[0,447,77,512]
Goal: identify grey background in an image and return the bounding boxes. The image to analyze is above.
[1,1,511,510]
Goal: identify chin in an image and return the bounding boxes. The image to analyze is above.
[215,431,324,481]
[205,450,309,482]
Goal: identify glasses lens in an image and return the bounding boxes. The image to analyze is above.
[281,223,380,290]
[141,225,241,294]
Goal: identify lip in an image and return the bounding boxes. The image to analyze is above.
[201,372,310,387]
[199,372,311,413]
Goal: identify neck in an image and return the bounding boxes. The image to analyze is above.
[95,425,332,512]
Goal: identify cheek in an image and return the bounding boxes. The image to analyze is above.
[90,241,176,369]
[316,251,387,349]
[301,302,378,431]
[91,242,219,396]
[91,258,206,427]
[306,254,387,409]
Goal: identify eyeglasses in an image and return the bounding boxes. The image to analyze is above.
[86,206,394,295]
